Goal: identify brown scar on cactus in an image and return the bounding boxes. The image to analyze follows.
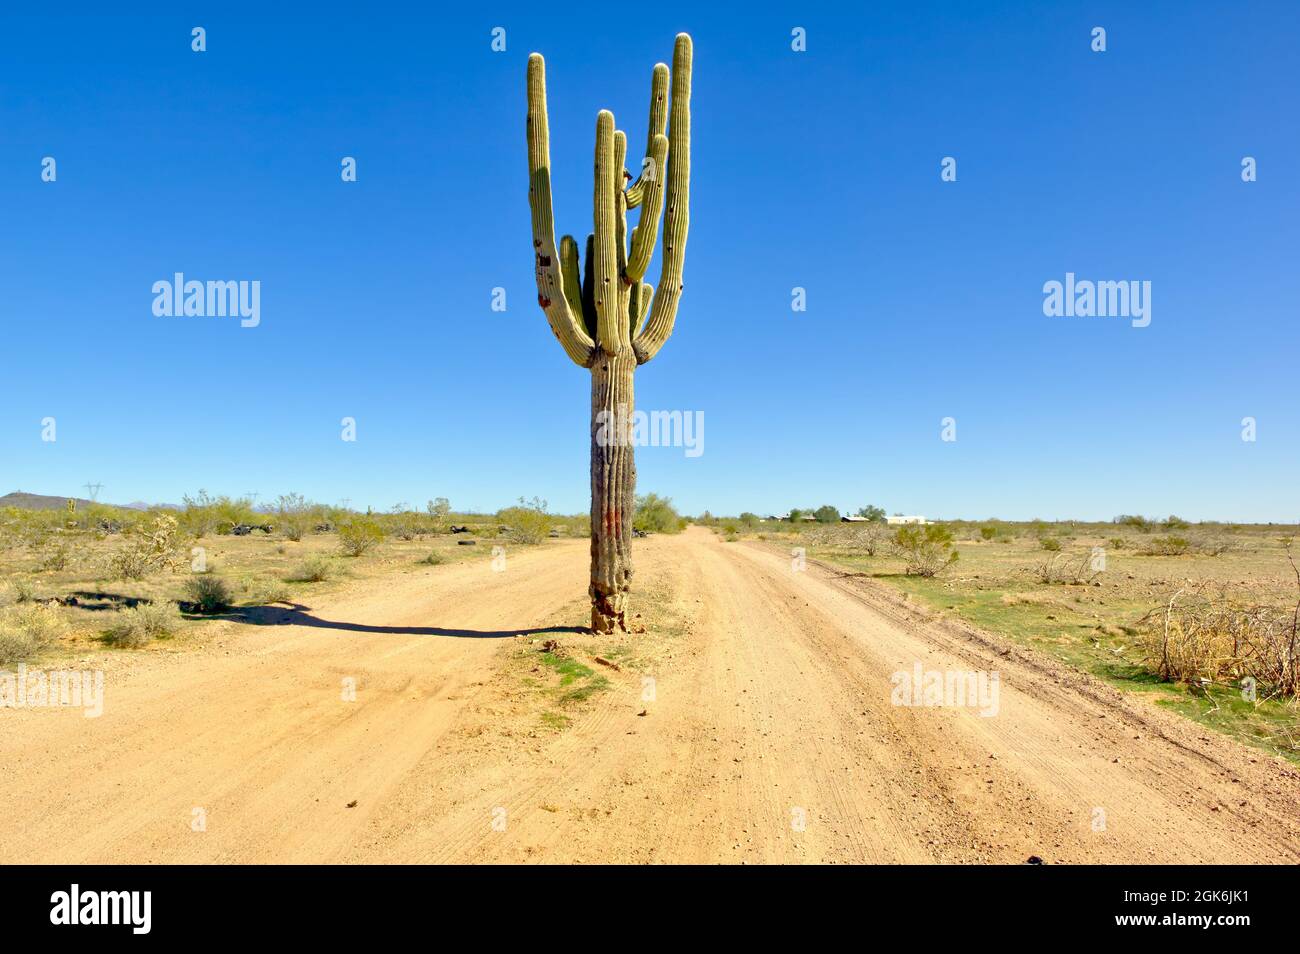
[525,35,692,634]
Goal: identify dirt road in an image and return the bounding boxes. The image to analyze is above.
[3,527,1297,864]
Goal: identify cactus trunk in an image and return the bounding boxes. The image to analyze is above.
[526,35,691,633]
[589,350,636,633]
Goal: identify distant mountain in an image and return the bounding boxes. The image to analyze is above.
[0,491,140,511]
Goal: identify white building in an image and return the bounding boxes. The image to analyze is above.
[886,514,928,526]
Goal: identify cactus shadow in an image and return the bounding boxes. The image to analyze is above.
[229,602,587,639]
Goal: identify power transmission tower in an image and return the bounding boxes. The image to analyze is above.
[83,482,102,502]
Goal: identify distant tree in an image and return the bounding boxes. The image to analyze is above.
[276,492,313,542]
[814,505,840,523]
[787,509,804,523]
[427,498,451,518]
[856,505,886,522]
[635,494,685,534]
[738,512,760,528]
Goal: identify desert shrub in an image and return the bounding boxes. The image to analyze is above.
[979,526,997,541]
[249,578,292,604]
[1039,536,1062,552]
[38,535,73,571]
[5,577,39,605]
[183,574,233,614]
[1140,584,1299,698]
[337,516,384,556]
[382,504,425,541]
[1164,515,1191,530]
[276,493,313,542]
[893,524,959,577]
[104,602,181,648]
[497,497,552,545]
[1140,535,1191,556]
[634,493,684,534]
[861,523,890,556]
[0,603,67,664]
[179,490,219,538]
[106,514,184,580]
[1033,551,1101,585]
[1108,537,1128,549]
[287,554,337,582]
[1114,514,1153,533]
[557,514,590,538]
[417,551,446,566]
[178,490,257,537]
[1200,537,1234,557]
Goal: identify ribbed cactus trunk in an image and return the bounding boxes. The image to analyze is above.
[526,35,691,633]
[590,351,635,632]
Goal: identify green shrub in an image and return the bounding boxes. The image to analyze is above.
[251,578,293,603]
[1040,537,1062,552]
[634,493,684,534]
[497,497,552,545]
[276,492,313,542]
[337,516,384,556]
[105,601,182,648]
[5,578,39,605]
[1141,535,1191,556]
[286,554,337,582]
[39,536,73,571]
[183,574,233,614]
[417,551,447,566]
[979,526,997,540]
[1115,514,1153,533]
[892,524,959,577]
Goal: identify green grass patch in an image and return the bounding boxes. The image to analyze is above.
[539,651,594,686]
[539,711,570,731]
[559,675,610,705]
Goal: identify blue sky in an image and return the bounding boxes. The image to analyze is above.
[2,2,1296,520]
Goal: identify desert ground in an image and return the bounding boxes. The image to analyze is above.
[3,524,1298,864]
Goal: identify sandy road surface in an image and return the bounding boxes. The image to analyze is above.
[2,527,1297,863]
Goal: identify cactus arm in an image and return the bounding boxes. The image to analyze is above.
[581,232,597,336]
[624,63,669,209]
[527,53,595,367]
[613,130,633,339]
[626,133,668,282]
[559,235,585,329]
[644,62,670,156]
[625,178,645,208]
[633,34,691,365]
[629,281,653,337]
[593,110,623,354]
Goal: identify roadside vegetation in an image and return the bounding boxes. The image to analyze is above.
[0,492,590,665]
[708,512,1300,762]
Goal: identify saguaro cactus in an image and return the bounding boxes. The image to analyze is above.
[526,34,692,634]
